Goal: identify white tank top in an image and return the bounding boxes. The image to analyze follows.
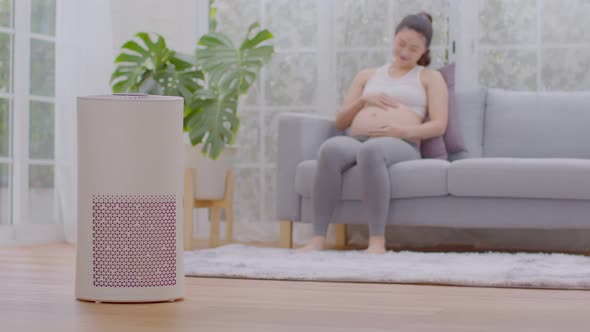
[362,63,427,118]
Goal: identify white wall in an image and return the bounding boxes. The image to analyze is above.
[111,0,203,55]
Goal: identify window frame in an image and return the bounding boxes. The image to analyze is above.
[0,0,15,227]
[0,0,60,244]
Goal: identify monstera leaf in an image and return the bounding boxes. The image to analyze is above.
[153,55,204,101]
[184,89,240,160]
[187,22,273,159]
[195,22,274,97]
[111,33,173,92]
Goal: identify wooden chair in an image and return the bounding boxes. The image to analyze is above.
[183,168,234,250]
[280,220,347,250]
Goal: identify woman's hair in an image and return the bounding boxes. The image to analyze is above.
[394,12,433,66]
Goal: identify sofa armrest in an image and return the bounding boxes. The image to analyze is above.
[276,112,340,222]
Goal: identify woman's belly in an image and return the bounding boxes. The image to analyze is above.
[349,104,424,144]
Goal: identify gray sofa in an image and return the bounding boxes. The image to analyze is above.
[276,88,590,249]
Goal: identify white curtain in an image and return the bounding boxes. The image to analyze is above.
[55,0,114,243]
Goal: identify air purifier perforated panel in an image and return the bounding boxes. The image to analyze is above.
[92,195,176,288]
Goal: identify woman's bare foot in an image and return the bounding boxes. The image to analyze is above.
[299,235,326,252]
[365,236,387,254]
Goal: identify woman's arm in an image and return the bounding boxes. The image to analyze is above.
[335,68,376,131]
[405,69,449,140]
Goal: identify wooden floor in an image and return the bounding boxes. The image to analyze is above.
[2,244,590,332]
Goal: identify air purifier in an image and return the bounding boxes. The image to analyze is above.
[75,93,185,302]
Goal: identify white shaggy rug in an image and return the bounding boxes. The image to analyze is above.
[184,244,590,290]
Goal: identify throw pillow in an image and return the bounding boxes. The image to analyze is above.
[419,62,465,158]
[438,62,465,154]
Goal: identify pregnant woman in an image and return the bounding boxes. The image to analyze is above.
[302,12,449,254]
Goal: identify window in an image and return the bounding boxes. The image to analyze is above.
[460,0,590,91]
[0,0,56,231]
[0,0,14,226]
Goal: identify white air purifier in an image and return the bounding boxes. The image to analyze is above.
[75,93,185,303]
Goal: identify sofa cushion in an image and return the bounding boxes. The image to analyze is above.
[449,89,487,161]
[448,158,590,200]
[484,89,590,158]
[389,159,450,198]
[295,159,449,200]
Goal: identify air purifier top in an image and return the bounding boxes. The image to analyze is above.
[78,93,184,102]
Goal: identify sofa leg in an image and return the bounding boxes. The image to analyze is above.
[280,220,293,249]
[334,224,347,250]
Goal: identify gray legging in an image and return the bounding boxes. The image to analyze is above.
[312,135,421,237]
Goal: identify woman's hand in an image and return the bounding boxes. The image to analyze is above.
[368,124,410,139]
[361,93,398,110]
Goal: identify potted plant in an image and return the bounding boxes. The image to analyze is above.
[110,6,274,199]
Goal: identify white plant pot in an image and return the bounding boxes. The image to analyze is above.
[184,140,238,200]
